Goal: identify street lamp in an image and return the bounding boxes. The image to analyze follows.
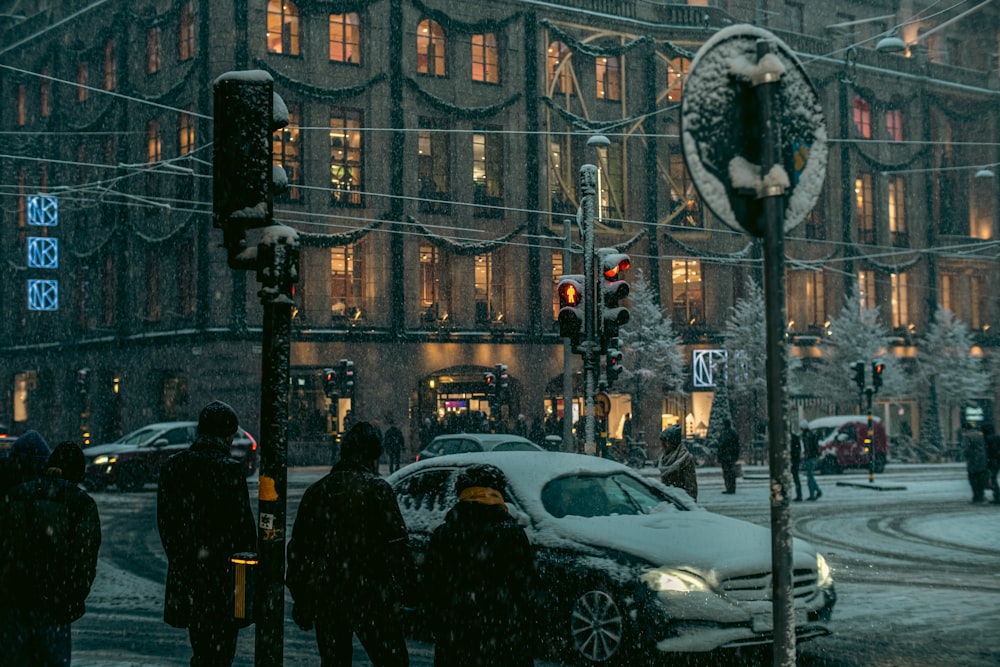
[875,31,906,54]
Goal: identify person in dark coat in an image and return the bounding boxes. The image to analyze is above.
[383,419,405,474]
[801,420,823,501]
[717,419,741,494]
[423,463,535,667]
[286,421,411,667]
[157,401,257,667]
[962,420,989,503]
[657,425,698,501]
[1,437,100,667]
[984,422,1000,504]
[790,421,804,502]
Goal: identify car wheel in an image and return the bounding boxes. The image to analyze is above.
[115,463,146,492]
[568,586,633,665]
[873,453,886,474]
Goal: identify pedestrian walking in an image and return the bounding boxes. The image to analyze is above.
[0,439,101,667]
[790,423,803,502]
[286,421,411,667]
[657,425,698,501]
[717,419,741,494]
[423,463,535,667]
[384,419,405,474]
[0,429,50,496]
[961,420,990,503]
[801,419,823,501]
[157,400,257,667]
[984,422,1000,504]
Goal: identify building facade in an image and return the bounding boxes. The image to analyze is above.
[2,0,998,458]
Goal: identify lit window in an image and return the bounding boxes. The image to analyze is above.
[330,108,362,206]
[672,259,703,325]
[40,73,50,117]
[547,40,573,95]
[595,143,623,224]
[267,0,300,55]
[77,63,89,102]
[857,270,875,311]
[274,103,302,201]
[885,108,903,142]
[104,40,116,90]
[475,251,505,325]
[473,130,503,216]
[596,56,620,101]
[179,111,195,156]
[668,152,702,228]
[891,273,909,329]
[471,33,499,83]
[17,85,26,126]
[329,13,361,63]
[147,27,162,74]
[179,1,195,61]
[420,244,440,315]
[666,57,689,103]
[417,19,446,76]
[330,244,364,319]
[418,117,450,213]
[855,174,874,243]
[147,120,162,163]
[788,270,825,329]
[853,94,871,138]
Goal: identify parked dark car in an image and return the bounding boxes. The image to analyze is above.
[389,452,835,666]
[83,421,258,491]
[414,432,543,461]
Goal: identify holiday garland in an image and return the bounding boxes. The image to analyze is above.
[410,0,521,34]
[294,0,385,14]
[405,77,521,119]
[660,230,755,263]
[298,216,385,247]
[541,19,652,58]
[541,96,644,131]
[252,57,387,102]
[407,216,526,255]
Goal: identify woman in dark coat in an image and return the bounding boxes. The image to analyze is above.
[424,464,535,667]
[657,425,698,501]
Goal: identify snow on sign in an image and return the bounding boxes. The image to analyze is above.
[681,25,827,236]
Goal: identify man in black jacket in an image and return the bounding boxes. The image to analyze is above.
[286,421,411,667]
[717,419,741,494]
[157,400,256,667]
[0,439,101,667]
[423,463,535,667]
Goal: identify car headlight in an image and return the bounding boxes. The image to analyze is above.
[641,568,709,593]
[816,553,833,588]
[93,455,116,466]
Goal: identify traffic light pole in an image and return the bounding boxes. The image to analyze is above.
[866,388,875,483]
[562,220,576,452]
[753,40,795,667]
[579,164,598,455]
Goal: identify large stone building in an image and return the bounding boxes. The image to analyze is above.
[2,0,998,458]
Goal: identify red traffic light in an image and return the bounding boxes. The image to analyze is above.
[602,255,631,279]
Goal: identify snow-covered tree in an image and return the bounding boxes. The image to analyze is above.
[914,307,990,455]
[705,368,732,453]
[618,270,684,435]
[804,292,906,405]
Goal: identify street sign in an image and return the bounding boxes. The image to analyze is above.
[681,25,827,236]
[593,392,611,419]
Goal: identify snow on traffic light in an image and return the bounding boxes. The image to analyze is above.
[557,274,585,351]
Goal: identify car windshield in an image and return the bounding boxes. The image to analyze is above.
[115,427,164,446]
[541,472,678,518]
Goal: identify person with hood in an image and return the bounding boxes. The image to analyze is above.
[790,421,804,502]
[0,429,50,496]
[0,440,101,667]
[657,425,698,501]
[157,400,256,667]
[423,463,535,667]
[801,419,823,501]
[286,421,411,667]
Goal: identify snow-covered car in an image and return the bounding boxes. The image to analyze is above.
[83,421,258,491]
[414,432,543,461]
[389,452,836,665]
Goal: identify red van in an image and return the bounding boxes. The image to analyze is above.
[809,416,889,474]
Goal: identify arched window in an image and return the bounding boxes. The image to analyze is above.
[330,13,361,63]
[417,19,446,76]
[547,40,573,95]
[666,57,690,103]
[267,0,300,55]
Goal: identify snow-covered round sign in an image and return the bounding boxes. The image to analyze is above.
[681,25,827,236]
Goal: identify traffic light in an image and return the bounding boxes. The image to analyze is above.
[872,361,884,393]
[323,367,338,397]
[606,338,624,387]
[598,249,631,343]
[213,71,289,247]
[497,364,510,391]
[340,359,356,393]
[484,371,496,396]
[851,361,865,391]
[557,274,585,351]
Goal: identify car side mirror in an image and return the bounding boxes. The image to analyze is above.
[836,433,848,442]
[508,506,530,528]
[153,438,170,447]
